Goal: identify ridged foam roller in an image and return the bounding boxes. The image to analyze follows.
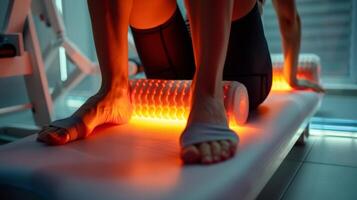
[271,53,321,84]
[129,79,249,126]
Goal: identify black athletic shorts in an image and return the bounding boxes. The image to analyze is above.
[131,3,272,110]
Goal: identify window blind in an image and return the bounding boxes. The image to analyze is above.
[262,0,353,77]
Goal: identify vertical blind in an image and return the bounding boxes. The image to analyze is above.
[262,0,353,78]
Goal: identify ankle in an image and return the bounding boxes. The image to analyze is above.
[191,83,224,100]
[188,97,228,126]
[100,79,130,94]
[193,73,224,98]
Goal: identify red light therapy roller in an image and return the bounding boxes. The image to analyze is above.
[129,79,249,126]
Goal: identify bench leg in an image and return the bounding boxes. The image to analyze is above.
[23,12,53,126]
[297,124,310,145]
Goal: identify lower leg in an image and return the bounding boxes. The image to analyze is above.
[273,0,323,92]
[182,0,235,164]
[89,0,132,91]
[76,0,134,130]
[37,0,133,145]
[273,0,300,86]
[186,0,233,125]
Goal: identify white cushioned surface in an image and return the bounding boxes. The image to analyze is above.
[0,91,322,200]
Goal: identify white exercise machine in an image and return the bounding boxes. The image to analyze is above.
[31,0,99,101]
[0,0,53,126]
[32,0,139,101]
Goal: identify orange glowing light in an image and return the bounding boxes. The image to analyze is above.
[271,73,292,91]
[130,117,186,129]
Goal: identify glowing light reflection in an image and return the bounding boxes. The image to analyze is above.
[66,77,296,126]
[271,73,292,91]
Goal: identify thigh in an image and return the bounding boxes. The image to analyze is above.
[130,0,177,29]
[232,0,256,21]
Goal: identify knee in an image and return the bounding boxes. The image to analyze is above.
[232,0,256,21]
[130,0,177,29]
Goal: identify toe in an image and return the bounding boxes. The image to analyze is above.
[37,126,56,142]
[39,126,56,135]
[219,140,230,159]
[38,126,50,135]
[181,145,200,164]
[210,141,222,162]
[53,128,71,144]
[199,142,213,164]
[37,127,70,145]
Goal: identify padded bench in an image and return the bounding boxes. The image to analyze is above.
[0,90,322,200]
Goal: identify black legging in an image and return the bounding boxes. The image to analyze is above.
[131,3,272,110]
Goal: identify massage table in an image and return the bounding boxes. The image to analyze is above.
[0,54,323,200]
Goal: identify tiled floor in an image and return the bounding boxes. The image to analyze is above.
[258,132,357,200]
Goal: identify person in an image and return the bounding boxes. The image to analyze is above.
[37,0,322,164]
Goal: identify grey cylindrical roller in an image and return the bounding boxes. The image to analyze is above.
[271,53,321,84]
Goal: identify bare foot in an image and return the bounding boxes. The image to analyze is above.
[181,94,238,164]
[37,86,132,145]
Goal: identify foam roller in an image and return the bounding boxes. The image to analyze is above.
[271,53,321,84]
[129,79,249,126]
